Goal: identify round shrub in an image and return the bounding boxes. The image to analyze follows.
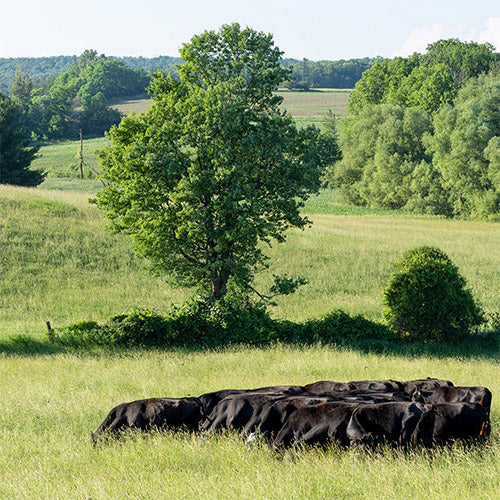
[382,246,484,341]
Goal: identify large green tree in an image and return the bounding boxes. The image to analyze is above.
[0,92,43,186]
[429,72,500,218]
[326,104,440,211]
[94,24,320,301]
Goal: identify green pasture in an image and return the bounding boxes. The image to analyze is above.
[1,184,499,499]
[1,185,499,334]
[32,137,109,191]
[32,89,350,190]
[277,88,351,127]
[110,97,153,115]
[112,88,350,126]
[0,345,498,499]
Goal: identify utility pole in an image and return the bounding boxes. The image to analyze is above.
[79,128,84,179]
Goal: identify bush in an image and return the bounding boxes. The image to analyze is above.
[382,246,484,341]
[53,297,280,348]
[53,299,396,349]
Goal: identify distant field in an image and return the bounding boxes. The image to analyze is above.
[34,89,350,188]
[32,137,109,190]
[277,88,351,128]
[110,97,152,115]
[112,88,351,128]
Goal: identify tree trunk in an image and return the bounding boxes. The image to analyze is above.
[211,271,230,301]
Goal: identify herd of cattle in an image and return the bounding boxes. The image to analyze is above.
[91,378,492,449]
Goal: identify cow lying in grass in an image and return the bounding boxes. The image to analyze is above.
[91,397,204,445]
[411,402,491,446]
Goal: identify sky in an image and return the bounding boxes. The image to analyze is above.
[2,0,500,60]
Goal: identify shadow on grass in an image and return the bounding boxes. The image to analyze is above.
[332,333,499,361]
[1,329,498,361]
[0,334,67,356]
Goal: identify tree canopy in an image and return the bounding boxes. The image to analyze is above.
[94,24,321,302]
[428,72,500,218]
[348,39,498,115]
[327,39,500,220]
[8,50,150,140]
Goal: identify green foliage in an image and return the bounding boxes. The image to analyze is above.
[326,104,443,211]
[95,24,321,303]
[284,79,311,91]
[0,92,44,186]
[53,300,395,349]
[349,39,498,116]
[0,54,376,97]
[284,57,380,89]
[383,246,484,341]
[428,72,500,219]
[335,61,500,219]
[8,50,150,140]
[53,300,278,348]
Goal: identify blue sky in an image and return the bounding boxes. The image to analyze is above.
[2,0,499,60]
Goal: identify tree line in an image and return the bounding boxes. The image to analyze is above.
[325,39,500,220]
[0,54,377,94]
[7,50,152,141]
[283,57,382,89]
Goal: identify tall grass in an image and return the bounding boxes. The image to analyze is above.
[0,185,188,336]
[1,184,499,499]
[32,137,109,179]
[0,345,498,499]
[1,186,498,335]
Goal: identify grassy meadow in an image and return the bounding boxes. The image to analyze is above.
[33,89,350,192]
[112,88,350,127]
[1,112,500,497]
[1,345,498,499]
[1,185,499,334]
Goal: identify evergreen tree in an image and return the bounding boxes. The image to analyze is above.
[0,92,44,186]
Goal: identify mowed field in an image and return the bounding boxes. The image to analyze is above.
[112,88,351,127]
[0,181,499,499]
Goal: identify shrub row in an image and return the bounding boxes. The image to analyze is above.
[52,299,393,349]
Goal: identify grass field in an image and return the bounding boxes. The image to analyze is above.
[112,88,351,127]
[32,137,109,192]
[0,344,498,499]
[276,88,351,128]
[1,185,499,334]
[1,171,499,497]
[33,89,350,191]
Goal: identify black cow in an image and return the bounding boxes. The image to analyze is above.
[412,402,491,446]
[304,380,350,395]
[422,386,492,415]
[273,402,359,449]
[201,393,288,433]
[338,389,411,403]
[198,385,304,416]
[91,397,204,444]
[401,378,453,398]
[347,380,404,392]
[346,402,425,448]
[243,395,335,438]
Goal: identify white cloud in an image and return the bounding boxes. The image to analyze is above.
[478,17,500,50]
[393,23,476,57]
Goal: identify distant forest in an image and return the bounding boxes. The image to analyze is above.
[0,54,379,93]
